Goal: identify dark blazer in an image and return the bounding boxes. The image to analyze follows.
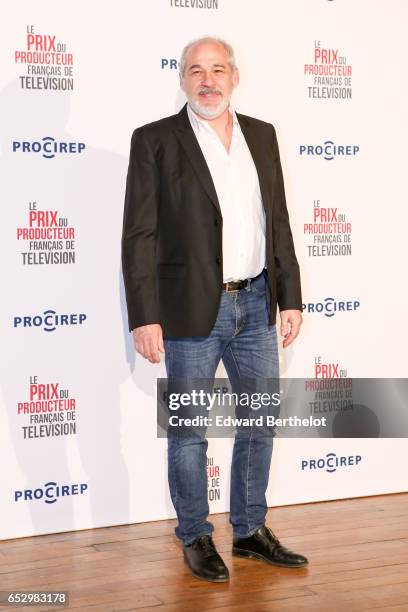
[121,103,301,337]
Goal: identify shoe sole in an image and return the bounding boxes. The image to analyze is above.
[189,569,230,583]
[232,547,308,568]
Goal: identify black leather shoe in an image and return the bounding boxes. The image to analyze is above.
[183,535,229,582]
[233,525,308,568]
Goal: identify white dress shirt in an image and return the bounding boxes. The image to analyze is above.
[187,103,266,282]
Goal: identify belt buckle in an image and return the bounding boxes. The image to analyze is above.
[225,281,239,293]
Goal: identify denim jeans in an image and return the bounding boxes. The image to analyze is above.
[164,269,279,545]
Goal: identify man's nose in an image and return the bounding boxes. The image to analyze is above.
[201,71,215,87]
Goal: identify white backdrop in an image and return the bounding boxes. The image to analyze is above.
[1,0,407,540]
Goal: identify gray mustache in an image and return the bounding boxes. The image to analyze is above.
[198,88,222,95]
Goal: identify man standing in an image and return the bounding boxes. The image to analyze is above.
[122,37,307,582]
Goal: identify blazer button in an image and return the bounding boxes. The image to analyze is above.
[216,256,221,265]
[214,218,220,226]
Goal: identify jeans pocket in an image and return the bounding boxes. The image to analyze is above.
[251,284,266,296]
[251,275,267,296]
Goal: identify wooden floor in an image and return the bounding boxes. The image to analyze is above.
[1,493,408,612]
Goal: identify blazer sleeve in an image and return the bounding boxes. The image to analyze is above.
[270,125,302,311]
[121,127,161,332]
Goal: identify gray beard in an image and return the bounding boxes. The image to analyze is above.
[188,94,230,119]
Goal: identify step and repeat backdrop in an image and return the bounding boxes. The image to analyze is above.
[1,0,407,540]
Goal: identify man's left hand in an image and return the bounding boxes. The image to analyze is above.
[279,309,303,348]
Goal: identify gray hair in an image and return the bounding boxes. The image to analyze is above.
[179,36,237,77]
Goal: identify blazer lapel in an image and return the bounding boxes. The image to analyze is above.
[174,103,222,216]
[236,113,273,214]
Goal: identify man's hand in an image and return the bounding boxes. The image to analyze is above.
[279,309,302,348]
[132,324,164,364]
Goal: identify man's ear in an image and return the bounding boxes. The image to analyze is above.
[179,75,185,92]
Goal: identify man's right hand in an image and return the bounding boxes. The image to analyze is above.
[132,324,164,364]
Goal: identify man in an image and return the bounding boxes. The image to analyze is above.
[122,36,307,582]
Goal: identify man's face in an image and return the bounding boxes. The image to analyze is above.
[180,41,239,119]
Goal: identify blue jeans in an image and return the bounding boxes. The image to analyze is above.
[164,270,279,545]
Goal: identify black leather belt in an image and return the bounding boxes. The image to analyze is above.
[222,271,264,293]
[222,279,249,292]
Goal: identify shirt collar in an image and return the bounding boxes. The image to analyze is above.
[187,102,240,134]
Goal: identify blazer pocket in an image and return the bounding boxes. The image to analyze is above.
[157,263,186,278]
